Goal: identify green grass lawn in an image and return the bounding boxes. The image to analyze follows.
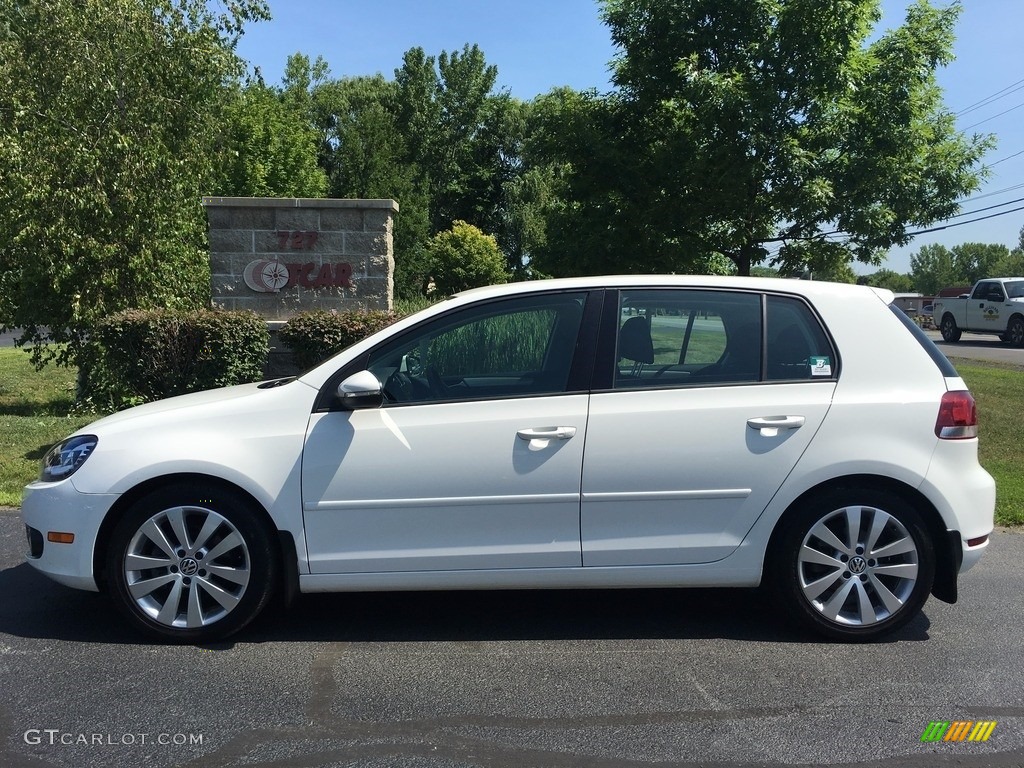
[951,360,1024,526]
[0,348,101,506]
[0,346,1021,525]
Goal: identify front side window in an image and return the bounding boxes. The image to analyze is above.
[367,293,587,403]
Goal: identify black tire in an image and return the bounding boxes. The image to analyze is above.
[1007,316,1024,347]
[940,314,962,343]
[105,482,279,643]
[768,488,935,641]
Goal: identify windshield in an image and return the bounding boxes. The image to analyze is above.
[1006,280,1024,299]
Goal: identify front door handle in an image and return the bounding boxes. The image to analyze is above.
[517,426,577,441]
[747,415,805,437]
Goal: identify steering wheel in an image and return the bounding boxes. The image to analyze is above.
[423,366,449,399]
[383,370,415,402]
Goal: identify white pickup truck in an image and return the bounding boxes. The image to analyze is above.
[933,277,1024,346]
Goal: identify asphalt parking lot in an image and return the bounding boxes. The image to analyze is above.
[1,511,1023,768]
[926,330,1024,366]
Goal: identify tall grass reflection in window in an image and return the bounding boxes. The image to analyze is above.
[427,310,558,377]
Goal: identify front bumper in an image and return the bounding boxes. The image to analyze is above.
[20,479,120,592]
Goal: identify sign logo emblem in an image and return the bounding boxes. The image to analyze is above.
[920,721,997,742]
[242,259,354,293]
[243,260,290,293]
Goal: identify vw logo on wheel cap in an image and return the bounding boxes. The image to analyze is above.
[179,558,200,577]
[849,556,868,574]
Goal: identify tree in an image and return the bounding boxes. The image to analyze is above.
[993,230,1024,276]
[216,74,327,198]
[312,73,431,297]
[394,45,528,274]
[863,269,915,293]
[0,0,269,369]
[951,242,1010,284]
[307,44,523,297]
[534,0,991,278]
[426,221,510,295]
[910,243,960,294]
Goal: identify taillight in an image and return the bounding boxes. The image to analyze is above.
[935,391,978,439]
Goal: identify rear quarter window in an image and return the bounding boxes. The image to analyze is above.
[766,295,837,381]
[889,304,959,377]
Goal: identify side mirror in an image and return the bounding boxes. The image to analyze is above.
[336,370,384,410]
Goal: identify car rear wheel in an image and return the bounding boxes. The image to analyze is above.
[106,483,278,642]
[770,488,935,641]
[940,314,962,342]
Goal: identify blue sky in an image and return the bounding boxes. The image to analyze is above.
[236,0,1024,275]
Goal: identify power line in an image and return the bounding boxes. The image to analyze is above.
[984,149,1024,169]
[962,101,1024,131]
[956,78,1024,117]
[947,195,1024,220]
[762,197,1024,255]
[907,203,1024,236]
[961,182,1024,203]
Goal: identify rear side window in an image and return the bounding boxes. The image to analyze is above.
[610,290,838,388]
[614,290,760,388]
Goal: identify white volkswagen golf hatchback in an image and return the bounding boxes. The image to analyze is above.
[22,276,995,642]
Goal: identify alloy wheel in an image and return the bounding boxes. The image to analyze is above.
[797,504,919,628]
[123,505,251,629]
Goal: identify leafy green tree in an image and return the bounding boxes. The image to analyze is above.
[312,73,431,297]
[394,45,528,273]
[534,0,991,277]
[523,86,653,277]
[993,250,1024,277]
[910,243,960,294]
[309,45,521,297]
[426,221,510,295]
[863,269,915,293]
[0,0,268,369]
[993,229,1024,275]
[951,242,1010,284]
[216,76,327,198]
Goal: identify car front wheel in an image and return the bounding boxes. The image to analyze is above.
[770,489,935,641]
[940,314,962,342]
[106,483,278,642]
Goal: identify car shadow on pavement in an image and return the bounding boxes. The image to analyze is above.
[0,562,932,646]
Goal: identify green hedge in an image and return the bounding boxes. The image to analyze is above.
[83,308,269,408]
[278,309,399,369]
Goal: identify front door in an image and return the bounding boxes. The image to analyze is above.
[302,292,592,573]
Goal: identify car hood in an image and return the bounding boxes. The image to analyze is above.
[77,379,314,435]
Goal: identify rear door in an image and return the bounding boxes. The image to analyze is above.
[581,289,838,566]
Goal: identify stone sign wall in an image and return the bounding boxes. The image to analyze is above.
[202,197,398,319]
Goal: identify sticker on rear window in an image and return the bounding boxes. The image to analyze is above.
[809,356,832,376]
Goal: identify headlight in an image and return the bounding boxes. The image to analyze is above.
[40,435,98,482]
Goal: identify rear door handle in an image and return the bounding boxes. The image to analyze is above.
[747,416,805,437]
[517,426,577,441]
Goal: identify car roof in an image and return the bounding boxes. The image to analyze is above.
[453,275,894,304]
